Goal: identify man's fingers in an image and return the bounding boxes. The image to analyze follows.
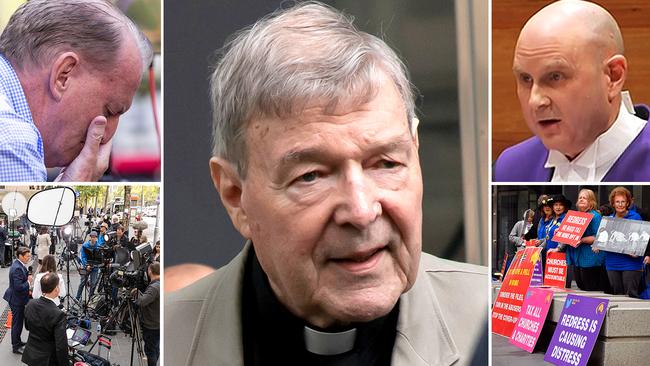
[80,116,108,157]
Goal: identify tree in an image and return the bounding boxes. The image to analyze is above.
[123,186,131,226]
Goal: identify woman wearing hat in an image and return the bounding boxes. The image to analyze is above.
[600,186,643,297]
[541,195,570,268]
[562,189,608,291]
[534,196,555,245]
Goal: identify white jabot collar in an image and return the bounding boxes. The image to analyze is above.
[546,96,646,182]
[303,326,356,355]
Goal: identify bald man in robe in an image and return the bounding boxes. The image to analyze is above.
[494,0,650,182]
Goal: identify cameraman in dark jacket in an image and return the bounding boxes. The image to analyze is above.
[132,262,160,366]
[109,225,133,255]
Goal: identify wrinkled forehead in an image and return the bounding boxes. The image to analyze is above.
[244,75,409,144]
[249,66,389,125]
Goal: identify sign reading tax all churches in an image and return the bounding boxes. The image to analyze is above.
[552,210,593,247]
[492,247,542,337]
[510,287,554,353]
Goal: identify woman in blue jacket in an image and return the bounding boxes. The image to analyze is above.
[559,189,607,291]
[603,187,644,297]
[539,195,569,269]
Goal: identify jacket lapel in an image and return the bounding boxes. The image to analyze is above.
[392,259,460,366]
[189,243,250,366]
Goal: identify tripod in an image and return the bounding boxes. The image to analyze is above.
[60,242,82,315]
[89,260,120,318]
[100,289,146,366]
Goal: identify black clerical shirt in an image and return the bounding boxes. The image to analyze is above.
[242,247,399,366]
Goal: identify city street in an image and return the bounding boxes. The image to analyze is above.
[0,227,159,366]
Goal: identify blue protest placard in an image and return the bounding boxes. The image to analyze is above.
[544,294,608,366]
[530,258,543,287]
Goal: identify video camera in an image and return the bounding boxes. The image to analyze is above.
[109,242,155,291]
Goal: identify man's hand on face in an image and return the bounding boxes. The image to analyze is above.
[55,116,113,182]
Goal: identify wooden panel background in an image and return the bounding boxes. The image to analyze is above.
[492,0,650,161]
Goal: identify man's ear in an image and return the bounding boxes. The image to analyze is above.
[49,52,80,102]
[605,55,627,101]
[209,157,251,238]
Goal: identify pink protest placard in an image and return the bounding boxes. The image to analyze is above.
[552,210,593,247]
[510,288,553,353]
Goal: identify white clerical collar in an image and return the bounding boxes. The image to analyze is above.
[545,96,646,182]
[303,326,356,355]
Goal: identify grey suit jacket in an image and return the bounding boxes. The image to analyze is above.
[165,243,488,365]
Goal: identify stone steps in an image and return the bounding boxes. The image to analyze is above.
[492,284,650,365]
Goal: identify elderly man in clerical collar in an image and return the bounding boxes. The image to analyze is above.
[0,0,153,181]
[165,3,488,365]
[494,0,650,182]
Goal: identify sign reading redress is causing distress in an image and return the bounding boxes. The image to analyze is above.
[510,288,553,353]
[594,216,650,256]
[552,210,593,248]
[544,251,567,288]
[492,247,542,337]
[544,295,608,366]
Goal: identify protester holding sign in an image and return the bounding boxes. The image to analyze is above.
[542,195,570,268]
[532,196,555,270]
[506,209,535,274]
[524,194,550,241]
[535,197,555,243]
[560,189,608,291]
[602,187,644,297]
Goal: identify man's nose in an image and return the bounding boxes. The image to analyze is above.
[529,83,550,110]
[333,167,381,229]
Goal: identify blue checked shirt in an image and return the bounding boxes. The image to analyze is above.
[0,54,46,181]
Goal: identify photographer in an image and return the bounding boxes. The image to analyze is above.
[130,228,145,249]
[98,223,109,246]
[132,262,160,366]
[110,225,133,252]
[76,231,100,301]
[22,272,69,366]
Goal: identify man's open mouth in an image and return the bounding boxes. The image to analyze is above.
[537,118,561,127]
[330,247,386,273]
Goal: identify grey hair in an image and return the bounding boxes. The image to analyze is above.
[210,1,416,177]
[0,0,153,72]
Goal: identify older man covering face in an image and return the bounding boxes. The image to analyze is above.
[0,0,152,181]
[494,0,650,182]
[165,3,487,365]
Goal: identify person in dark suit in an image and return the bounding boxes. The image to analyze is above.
[22,272,70,366]
[2,246,32,354]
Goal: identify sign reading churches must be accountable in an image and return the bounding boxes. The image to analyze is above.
[492,247,542,337]
[544,251,567,288]
[552,210,593,248]
[509,287,553,353]
[544,295,608,366]
[593,216,650,257]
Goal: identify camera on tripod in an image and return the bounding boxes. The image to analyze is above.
[109,268,142,290]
